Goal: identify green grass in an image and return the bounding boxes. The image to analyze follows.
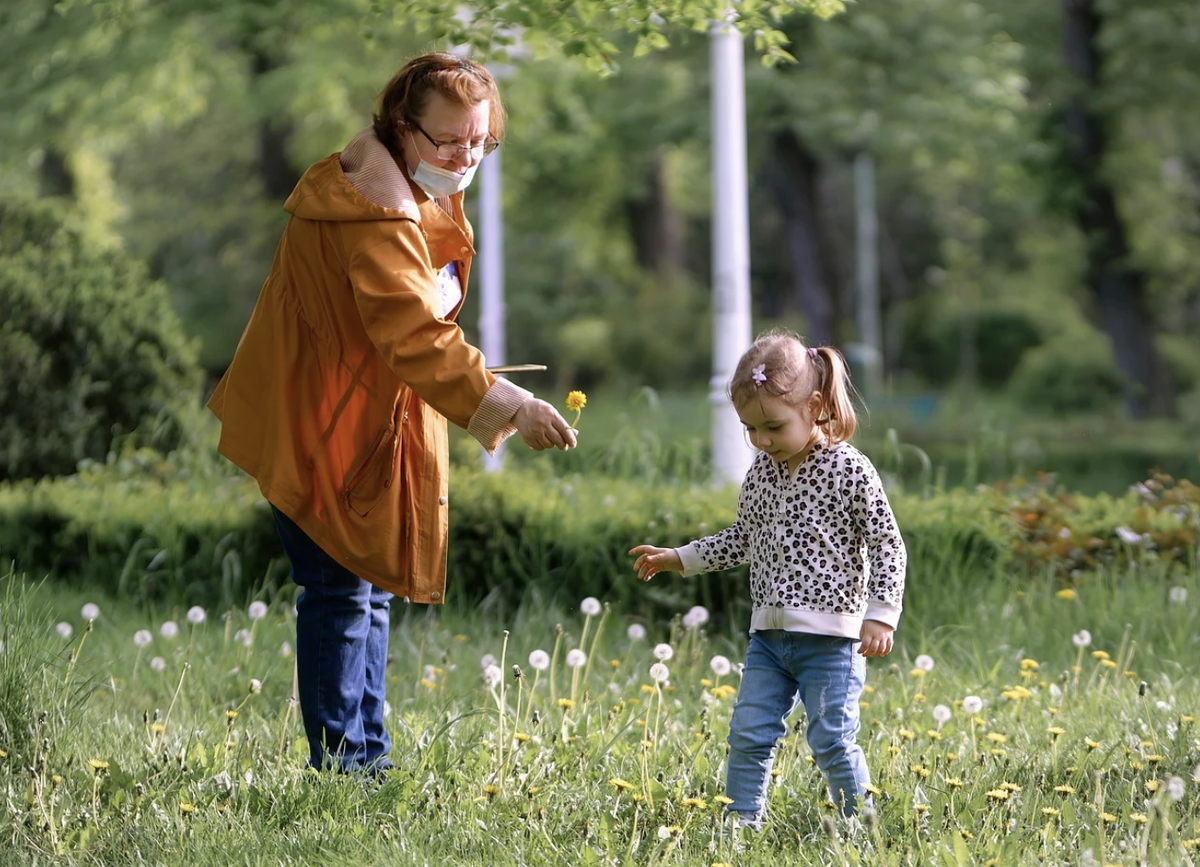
[1,547,1198,866]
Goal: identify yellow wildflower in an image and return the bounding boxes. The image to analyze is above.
[715,795,734,806]
[681,797,707,809]
[610,778,635,791]
[986,732,1008,744]
[1048,727,1066,738]
[88,759,109,772]
[899,729,915,740]
[514,732,531,743]
[558,698,575,709]
[1145,780,1160,793]
[1085,738,1101,750]
[565,391,587,428]
[420,678,436,690]
[1042,807,1061,818]
[1054,785,1075,794]
[1055,588,1076,600]
[986,789,1009,801]
[180,802,195,815]
[1131,813,1147,824]
[1099,812,1117,823]
[1092,650,1110,660]
[945,778,964,789]
[1020,658,1039,670]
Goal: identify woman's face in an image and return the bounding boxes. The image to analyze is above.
[401,91,491,176]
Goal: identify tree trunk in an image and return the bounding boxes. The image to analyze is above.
[1061,0,1175,417]
[38,146,75,199]
[768,128,837,346]
[625,151,685,275]
[250,49,301,203]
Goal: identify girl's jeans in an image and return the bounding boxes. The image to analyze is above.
[726,629,870,821]
[271,506,392,772]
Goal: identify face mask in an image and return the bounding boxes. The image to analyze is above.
[408,133,478,198]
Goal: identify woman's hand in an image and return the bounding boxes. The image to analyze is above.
[513,398,578,451]
[629,545,682,581]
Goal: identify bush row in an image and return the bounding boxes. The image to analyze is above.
[3,458,1197,620]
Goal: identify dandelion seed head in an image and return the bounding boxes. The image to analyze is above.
[682,605,709,628]
[280,641,292,658]
[914,654,935,672]
[186,606,206,625]
[580,597,601,616]
[627,624,646,641]
[566,649,587,669]
[249,678,262,694]
[133,629,153,648]
[483,664,502,689]
[649,662,670,683]
[710,655,732,677]
[528,649,550,671]
[55,622,73,639]
[159,621,179,640]
[932,704,952,724]
[962,695,983,715]
[234,628,253,647]
[248,601,268,621]
[481,653,498,669]
[1072,630,1092,648]
[1169,586,1188,604]
[81,603,100,621]
[653,643,674,661]
[150,656,166,672]
[1167,776,1186,801]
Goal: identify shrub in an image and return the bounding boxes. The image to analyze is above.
[900,298,1044,389]
[1005,330,1123,414]
[0,198,203,480]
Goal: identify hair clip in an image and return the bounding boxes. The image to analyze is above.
[807,347,819,361]
[751,364,767,386]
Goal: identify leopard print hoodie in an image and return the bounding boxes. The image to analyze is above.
[677,440,906,638]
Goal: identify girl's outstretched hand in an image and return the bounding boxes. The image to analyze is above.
[629,545,682,582]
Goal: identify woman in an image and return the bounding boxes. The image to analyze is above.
[207,52,576,773]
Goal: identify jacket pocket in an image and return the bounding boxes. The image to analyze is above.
[343,422,401,518]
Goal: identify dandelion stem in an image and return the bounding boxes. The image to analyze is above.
[497,630,509,791]
[161,662,191,737]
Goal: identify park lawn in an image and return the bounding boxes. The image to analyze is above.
[1,552,1198,867]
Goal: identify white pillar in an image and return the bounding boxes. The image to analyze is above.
[710,13,754,486]
[853,151,883,403]
[478,147,505,472]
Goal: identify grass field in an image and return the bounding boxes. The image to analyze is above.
[2,543,1198,866]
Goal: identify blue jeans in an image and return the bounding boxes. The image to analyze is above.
[725,630,870,820]
[271,506,392,772]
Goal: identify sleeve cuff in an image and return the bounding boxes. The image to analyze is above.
[467,377,531,455]
[677,543,706,577]
[864,600,902,630]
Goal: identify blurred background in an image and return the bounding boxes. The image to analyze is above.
[4,0,1200,497]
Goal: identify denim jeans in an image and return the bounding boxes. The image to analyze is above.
[271,506,392,772]
[725,629,870,821]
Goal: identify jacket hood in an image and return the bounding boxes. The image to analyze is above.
[284,128,424,223]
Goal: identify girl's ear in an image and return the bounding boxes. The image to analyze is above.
[807,390,823,416]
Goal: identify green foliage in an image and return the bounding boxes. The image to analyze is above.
[0,198,204,480]
[1005,330,1124,414]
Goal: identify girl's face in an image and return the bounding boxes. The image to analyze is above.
[736,391,821,472]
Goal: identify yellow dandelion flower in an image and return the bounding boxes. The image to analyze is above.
[1183,839,1200,851]
[151,722,165,735]
[610,778,635,791]
[946,752,958,762]
[986,732,1008,744]
[1054,785,1075,794]
[900,729,915,741]
[913,692,927,703]
[1100,659,1117,669]
[859,700,871,709]
[226,710,238,720]
[914,804,930,814]
[1020,658,1039,670]
[483,784,500,796]
[713,863,733,867]
[927,730,942,740]
[1180,715,1195,724]
[180,803,196,815]
[1000,782,1022,792]
[960,829,974,840]
[454,634,468,642]
[528,786,540,795]
[51,774,63,785]
[682,797,707,809]
[1131,813,1148,824]
[909,668,927,678]
[88,759,109,771]
[420,678,436,690]
[1042,807,1061,818]
[986,789,1009,801]
[863,685,875,694]
[1146,754,1164,764]
[1085,738,1101,750]
[771,769,783,778]
[909,765,930,778]
[0,749,7,758]
[641,684,656,694]
[990,748,1008,758]
[1048,707,1059,715]
[514,732,531,743]
[1055,588,1076,600]
[1099,811,1117,823]
[715,795,734,806]
[565,391,587,427]
[558,698,575,709]
[865,784,882,796]
[1145,780,1160,793]
[887,745,902,756]
[700,678,712,687]
[1092,650,1110,660]
[1048,726,1067,738]
[945,778,964,789]
[610,659,620,670]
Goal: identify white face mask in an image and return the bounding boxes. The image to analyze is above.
[408,133,478,198]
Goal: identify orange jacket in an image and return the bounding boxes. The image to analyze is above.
[207,129,528,601]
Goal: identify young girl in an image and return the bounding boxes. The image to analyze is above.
[630,329,906,824]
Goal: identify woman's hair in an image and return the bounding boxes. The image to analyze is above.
[728,328,859,444]
[372,52,507,155]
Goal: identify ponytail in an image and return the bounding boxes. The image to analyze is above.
[811,346,858,444]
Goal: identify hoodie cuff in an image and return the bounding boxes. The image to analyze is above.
[677,543,707,577]
[864,600,902,630]
[468,378,531,455]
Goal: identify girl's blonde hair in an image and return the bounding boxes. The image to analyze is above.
[728,328,859,444]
